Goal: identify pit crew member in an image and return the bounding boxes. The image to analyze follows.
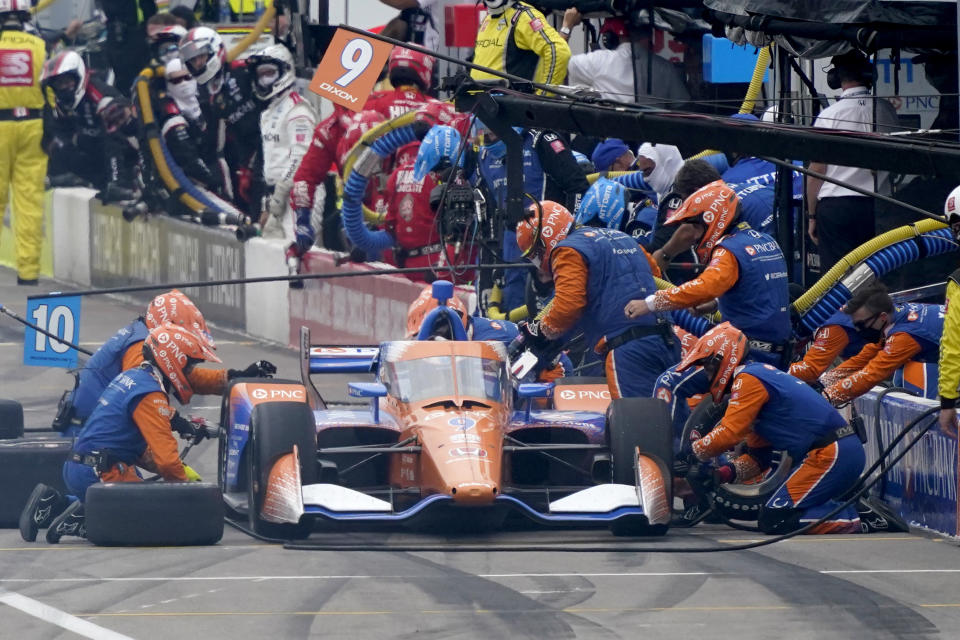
[0,0,49,285]
[247,44,317,281]
[23,325,221,544]
[471,1,570,95]
[680,322,864,534]
[516,201,679,398]
[939,186,960,435]
[625,180,791,369]
[789,310,867,385]
[51,290,274,435]
[823,284,944,406]
[41,50,139,202]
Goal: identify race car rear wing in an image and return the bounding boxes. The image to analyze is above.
[299,326,381,410]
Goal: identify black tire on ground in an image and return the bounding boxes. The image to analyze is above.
[0,436,71,527]
[607,398,674,536]
[247,401,317,539]
[85,482,224,546]
[0,400,24,440]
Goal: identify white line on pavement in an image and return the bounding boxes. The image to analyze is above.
[0,572,713,583]
[0,589,134,640]
[820,569,960,574]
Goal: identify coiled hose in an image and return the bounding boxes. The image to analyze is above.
[341,126,420,252]
[226,5,277,62]
[795,223,954,336]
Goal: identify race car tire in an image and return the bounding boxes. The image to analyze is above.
[679,397,727,456]
[0,436,71,527]
[85,482,224,546]
[607,398,672,536]
[0,399,24,440]
[247,401,316,540]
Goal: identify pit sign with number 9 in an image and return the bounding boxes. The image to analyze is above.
[23,295,81,368]
[309,28,394,112]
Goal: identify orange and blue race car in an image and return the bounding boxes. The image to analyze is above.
[217,284,675,539]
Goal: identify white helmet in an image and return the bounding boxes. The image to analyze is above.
[42,50,87,111]
[944,185,960,225]
[247,44,295,102]
[180,26,226,90]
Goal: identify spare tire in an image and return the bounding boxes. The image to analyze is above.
[0,400,24,440]
[0,436,71,527]
[85,482,224,546]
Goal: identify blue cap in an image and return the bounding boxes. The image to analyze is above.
[591,138,630,172]
[576,177,627,230]
[414,125,462,181]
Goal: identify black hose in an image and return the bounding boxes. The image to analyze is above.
[873,387,919,499]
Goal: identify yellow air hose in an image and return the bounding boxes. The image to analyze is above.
[792,218,947,314]
[226,5,276,62]
[688,44,772,160]
[135,68,209,213]
[30,0,58,14]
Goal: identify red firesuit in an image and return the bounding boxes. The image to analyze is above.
[290,107,348,211]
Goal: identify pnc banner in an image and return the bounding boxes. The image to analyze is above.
[310,28,393,112]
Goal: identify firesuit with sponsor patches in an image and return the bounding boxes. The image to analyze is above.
[540,227,679,398]
[693,362,863,534]
[291,111,345,211]
[157,95,223,192]
[651,223,791,366]
[789,311,867,384]
[477,129,588,312]
[61,318,226,432]
[0,25,49,282]
[44,74,137,192]
[64,364,191,501]
[204,61,262,203]
[470,316,571,383]
[261,88,317,240]
[470,2,570,93]
[825,303,944,404]
[730,181,775,235]
[365,87,438,123]
[939,270,960,408]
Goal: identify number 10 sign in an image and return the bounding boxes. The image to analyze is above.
[23,295,81,368]
[309,29,394,112]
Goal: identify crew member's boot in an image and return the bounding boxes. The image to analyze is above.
[19,483,69,542]
[46,500,86,544]
[857,497,909,533]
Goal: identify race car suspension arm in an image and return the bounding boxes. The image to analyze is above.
[503,435,596,480]
[323,437,421,479]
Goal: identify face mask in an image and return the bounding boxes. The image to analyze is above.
[484,0,509,15]
[484,139,506,160]
[858,327,883,343]
[168,76,201,120]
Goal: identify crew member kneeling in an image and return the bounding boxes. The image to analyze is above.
[21,325,220,544]
[679,323,864,534]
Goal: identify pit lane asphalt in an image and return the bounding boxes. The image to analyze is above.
[2,269,960,640]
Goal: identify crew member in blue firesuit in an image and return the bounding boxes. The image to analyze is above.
[22,325,222,544]
[515,200,679,398]
[678,323,866,534]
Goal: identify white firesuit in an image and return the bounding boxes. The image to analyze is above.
[260,88,317,240]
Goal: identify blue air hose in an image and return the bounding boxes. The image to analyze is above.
[342,126,418,252]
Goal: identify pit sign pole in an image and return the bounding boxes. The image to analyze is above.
[309,28,394,112]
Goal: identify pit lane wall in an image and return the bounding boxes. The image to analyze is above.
[856,390,959,537]
[48,190,461,345]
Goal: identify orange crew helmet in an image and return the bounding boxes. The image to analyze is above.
[664,179,740,263]
[675,322,749,403]
[516,200,574,273]
[405,286,468,338]
[143,323,221,404]
[145,290,215,351]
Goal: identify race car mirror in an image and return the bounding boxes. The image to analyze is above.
[517,382,554,399]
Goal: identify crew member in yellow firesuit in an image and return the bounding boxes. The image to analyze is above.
[0,0,51,285]
[938,185,960,435]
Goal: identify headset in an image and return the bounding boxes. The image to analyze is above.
[826,51,878,90]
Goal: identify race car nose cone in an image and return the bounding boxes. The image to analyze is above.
[450,482,498,504]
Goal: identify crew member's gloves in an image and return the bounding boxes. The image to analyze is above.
[823,384,846,407]
[517,320,552,352]
[170,412,202,440]
[228,360,277,380]
[182,464,202,482]
[294,207,315,254]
